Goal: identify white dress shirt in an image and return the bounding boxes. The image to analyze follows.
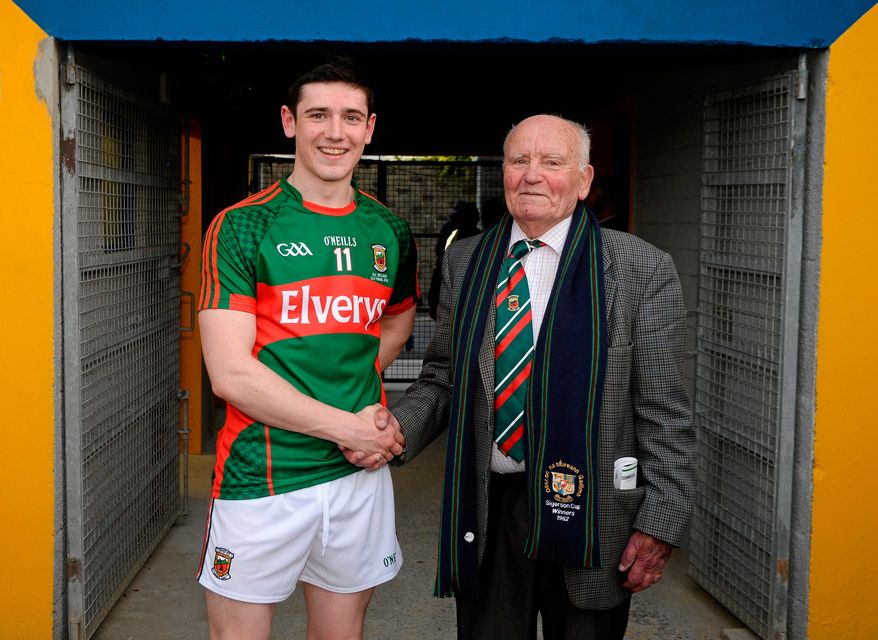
[491,216,573,473]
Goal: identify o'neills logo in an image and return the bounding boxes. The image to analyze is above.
[280,284,386,329]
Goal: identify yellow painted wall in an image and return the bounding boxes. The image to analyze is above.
[0,1,56,638]
[811,4,878,638]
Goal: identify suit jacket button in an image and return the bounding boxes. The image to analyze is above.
[464,532,475,543]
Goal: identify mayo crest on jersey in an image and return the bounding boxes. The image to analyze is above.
[200,179,418,499]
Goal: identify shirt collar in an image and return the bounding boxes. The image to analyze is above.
[509,215,572,255]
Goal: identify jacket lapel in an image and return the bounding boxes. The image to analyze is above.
[602,241,618,323]
[478,300,496,412]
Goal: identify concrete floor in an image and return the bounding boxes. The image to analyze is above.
[95,424,746,639]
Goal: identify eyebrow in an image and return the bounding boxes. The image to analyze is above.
[302,106,368,117]
[506,152,569,161]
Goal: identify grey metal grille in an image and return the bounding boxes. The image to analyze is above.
[690,74,802,639]
[62,63,182,639]
[249,156,504,381]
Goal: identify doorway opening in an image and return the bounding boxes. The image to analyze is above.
[64,39,809,640]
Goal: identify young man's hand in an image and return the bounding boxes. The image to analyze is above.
[339,406,404,471]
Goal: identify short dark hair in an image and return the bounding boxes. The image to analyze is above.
[285,56,375,116]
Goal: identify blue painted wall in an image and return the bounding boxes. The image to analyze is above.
[12,0,876,46]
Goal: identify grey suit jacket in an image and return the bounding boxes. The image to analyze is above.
[393,225,695,609]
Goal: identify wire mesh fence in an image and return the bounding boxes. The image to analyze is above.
[690,74,796,640]
[64,64,182,639]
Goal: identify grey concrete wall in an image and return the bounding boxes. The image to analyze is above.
[630,74,703,393]
[37,37,65,640]
[786,50,827,640]
[631,55,801,396]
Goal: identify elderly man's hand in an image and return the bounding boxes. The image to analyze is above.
[339,406,404,471]
[619,530,673,593]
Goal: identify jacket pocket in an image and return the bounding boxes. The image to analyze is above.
[615,484,645,520]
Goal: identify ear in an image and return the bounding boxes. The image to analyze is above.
[578,165,595,201]
[364,113,377,145]
[281,105,296,139]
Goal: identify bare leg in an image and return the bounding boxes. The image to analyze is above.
[302,583,374,640]
[205,589,275,640]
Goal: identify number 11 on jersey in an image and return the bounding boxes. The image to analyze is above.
[334,247,352,272]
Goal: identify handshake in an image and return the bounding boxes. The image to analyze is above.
[338,404,404,472]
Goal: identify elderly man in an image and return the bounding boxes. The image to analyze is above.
[352,114,694,639]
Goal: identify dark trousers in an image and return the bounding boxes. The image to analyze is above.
[456,473,630,640]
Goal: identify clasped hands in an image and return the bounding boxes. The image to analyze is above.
[339,405,404,471]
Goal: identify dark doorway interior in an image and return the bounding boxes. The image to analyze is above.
[74,40,795,229]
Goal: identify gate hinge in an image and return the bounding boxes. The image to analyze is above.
[172,241,191,269]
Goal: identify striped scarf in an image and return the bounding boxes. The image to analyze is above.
[435,203,608,599]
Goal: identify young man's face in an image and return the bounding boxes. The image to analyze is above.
[281,81,376,190]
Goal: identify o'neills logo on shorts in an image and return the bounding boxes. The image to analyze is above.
[280,284,386,330]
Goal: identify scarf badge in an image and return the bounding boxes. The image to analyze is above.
[544,459,585,515]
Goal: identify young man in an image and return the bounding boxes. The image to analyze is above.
[196,59,417,640]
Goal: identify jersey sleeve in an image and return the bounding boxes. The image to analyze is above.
[199,210,257,313]
[386,222,419,315]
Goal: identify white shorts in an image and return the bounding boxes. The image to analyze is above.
[196,467,402,603]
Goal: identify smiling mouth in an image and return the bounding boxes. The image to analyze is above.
[319,147,348,156]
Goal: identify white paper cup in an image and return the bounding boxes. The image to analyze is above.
[613,457,638,490]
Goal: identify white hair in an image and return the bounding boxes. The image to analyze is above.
[503,115,591,170]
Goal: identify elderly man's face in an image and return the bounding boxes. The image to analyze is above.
[503,115,594,237]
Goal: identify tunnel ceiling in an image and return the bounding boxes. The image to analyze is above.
[17,0,875,45]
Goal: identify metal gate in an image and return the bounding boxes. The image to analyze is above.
[250,156,504,381]
[61,56,183,639]
[689,71,805,639]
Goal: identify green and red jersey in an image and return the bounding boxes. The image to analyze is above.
[199,178,418,499]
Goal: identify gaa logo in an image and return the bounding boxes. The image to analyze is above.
[276,242,313,257]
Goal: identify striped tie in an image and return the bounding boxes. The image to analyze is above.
[494,239,544,461]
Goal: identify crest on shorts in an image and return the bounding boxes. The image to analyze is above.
[371,244,388,273]
[211,547,235,581]
[507,295,520,312]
